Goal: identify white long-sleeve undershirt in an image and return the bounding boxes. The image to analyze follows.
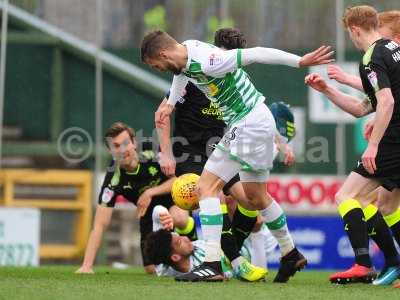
[241,47,301,68]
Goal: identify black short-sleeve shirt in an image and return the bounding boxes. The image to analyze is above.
[171,82,226,156]
[359,38,400,143]
[98,150,171,208]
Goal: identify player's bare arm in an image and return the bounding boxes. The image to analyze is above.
[305,73,373,117]
[363,117,375,140]
[274,134,295,166]
[156,98,176,177]
[327,64,363,91]
[157,74,188,125]
[362,88,395,174]
[159,211,174,231]
[137,177,176,217]
[75,206,113,274]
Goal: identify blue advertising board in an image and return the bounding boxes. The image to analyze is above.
[267,216,386,270]
[194,214,388,270]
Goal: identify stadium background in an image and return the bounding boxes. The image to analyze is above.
[0,0,398,269]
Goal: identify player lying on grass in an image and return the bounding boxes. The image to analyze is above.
[327,10,400,250]
[145,205,277,279]
[150,103,294,279]
[76,122,190,274]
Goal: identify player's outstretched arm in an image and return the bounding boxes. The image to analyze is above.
[240,46,334,68]
[298,45,335,67]
[327,65,363,91]
[305,73,373,118]
[75,206,113,274]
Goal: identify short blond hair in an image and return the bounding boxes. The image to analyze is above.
[379,10,400,36]
[342,5,378,31]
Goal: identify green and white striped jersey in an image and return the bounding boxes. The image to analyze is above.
[155,240,206,277]
[155,240,233,277]
[155,226,278,277]
[171,40,265,126]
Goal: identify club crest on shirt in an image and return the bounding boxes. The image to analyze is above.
[102,187,114,204]
[209,53,223,66]
[148,166,158,176]
[208,83,219,96]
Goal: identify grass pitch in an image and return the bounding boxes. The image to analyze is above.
[0,266,398,300]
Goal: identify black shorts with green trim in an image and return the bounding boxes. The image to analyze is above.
[353,143,400,191]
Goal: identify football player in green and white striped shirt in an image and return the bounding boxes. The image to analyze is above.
[141,30,334,282]
[145,205,277,279]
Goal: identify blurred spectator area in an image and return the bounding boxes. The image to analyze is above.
[9,0,400,48]
[1,1,168,170]
[2,0,399,173]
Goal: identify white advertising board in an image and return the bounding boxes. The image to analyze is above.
[0,208,40,266]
